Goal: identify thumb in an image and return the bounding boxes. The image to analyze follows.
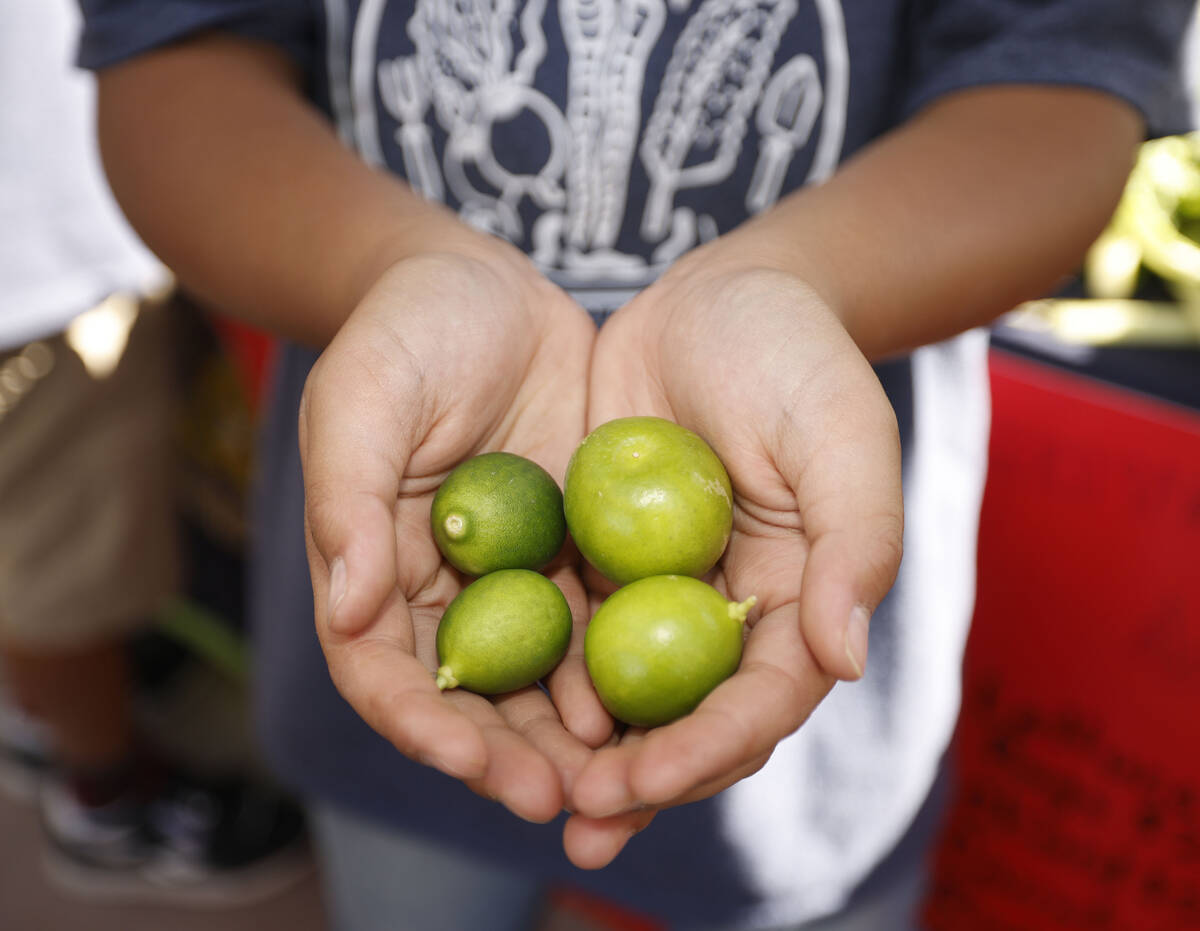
[299,347,419,636]
[786,364,904,681]
[800,518,903,681]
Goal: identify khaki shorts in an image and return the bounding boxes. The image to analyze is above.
[0,298,178,650]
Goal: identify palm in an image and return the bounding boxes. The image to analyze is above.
[300,253,612,824]
[566,258,903,853]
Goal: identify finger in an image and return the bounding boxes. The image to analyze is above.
[343,638,566,820]
[456,704,565,824]
[573,739,772,819]
[568,729,646,818]
[625,605,832,806]
[581,562,621,600]
[490,686,596,803]
[544,566,614,749]
[320,600,488,781]
[404,602,579,823]
[564,747,770,869]
[547,651,613,750]
[406,601,572,822]
[562,808,658,870]
[299,344,425,636]
[779,363,903,681]
[665,751,773,806]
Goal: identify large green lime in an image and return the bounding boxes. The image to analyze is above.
[431,452,566,577]
[584,575,754,727]
[435,569,572,695]
[564,417,732,585]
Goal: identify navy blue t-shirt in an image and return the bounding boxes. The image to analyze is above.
[80,1,1190,312]
[79,2,1192,926]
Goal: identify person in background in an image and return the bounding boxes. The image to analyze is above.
[76,0,1192,928]
[0,0,303,905]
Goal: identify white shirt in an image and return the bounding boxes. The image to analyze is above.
[0,0,167,349]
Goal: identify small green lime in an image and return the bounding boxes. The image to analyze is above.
[564,417,733,585]
[584,575,754,727]
[436,569,572,695]
[431,452,566,577]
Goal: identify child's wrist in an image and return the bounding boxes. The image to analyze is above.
[663,218,852,337]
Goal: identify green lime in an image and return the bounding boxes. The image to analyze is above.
[584,575,754,727]
[436,569,572,695]
[431,452,566,577]
[564,417,733,585]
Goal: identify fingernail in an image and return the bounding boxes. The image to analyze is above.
[844,605,870,679]
[327,557,347,631]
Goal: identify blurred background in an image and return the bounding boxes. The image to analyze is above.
[2,3,1199,931]
[921,127,1200,931]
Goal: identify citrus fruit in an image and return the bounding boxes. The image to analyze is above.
[564,417,733,585]
[584,575,755,727]
[435,569,572,695]
[431,452,566,577]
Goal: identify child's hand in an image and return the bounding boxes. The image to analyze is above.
[562,243,904,867]
[298,246,612,824]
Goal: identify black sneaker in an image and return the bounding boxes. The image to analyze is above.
[39,772,313,907]
[39,778,150,867]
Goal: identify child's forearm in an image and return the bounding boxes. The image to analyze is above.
[96,34,494,346]
[727,85,1144,359]
[100,37,1141,356]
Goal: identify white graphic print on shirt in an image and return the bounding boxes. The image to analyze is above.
[639,0,798,242]
[336,0,847,297]
[747,52,822,211]
[561,0,666,253]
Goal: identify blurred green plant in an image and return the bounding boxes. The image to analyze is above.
[1008,134,1200,347]
[1087,134,1200,310]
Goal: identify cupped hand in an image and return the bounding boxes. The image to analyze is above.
[563,239,904,866]
[299,244,614,824]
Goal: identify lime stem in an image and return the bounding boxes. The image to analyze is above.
[728,595,757,623]
[436,665,459,691]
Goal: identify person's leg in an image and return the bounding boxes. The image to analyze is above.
[311,803,548,931]
[0,304,176,801]
[0,642,136,776]
[1,307,315,904]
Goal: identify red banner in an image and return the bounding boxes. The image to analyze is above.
[926,351,1200,930]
